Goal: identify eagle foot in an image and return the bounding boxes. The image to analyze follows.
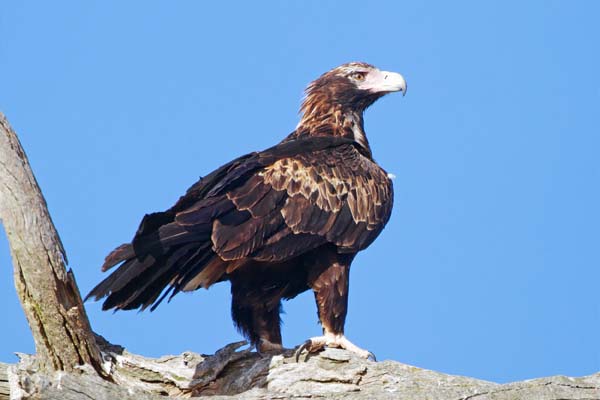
[294,333,376,362]
[257,338,290,357]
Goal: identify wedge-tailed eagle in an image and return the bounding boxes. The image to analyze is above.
[87,62,406,359]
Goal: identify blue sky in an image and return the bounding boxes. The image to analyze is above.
[1,1,598,384]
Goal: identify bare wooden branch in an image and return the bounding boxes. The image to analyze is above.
[0,113,104,375]
[0,362,9,400]
[1,343,599,400]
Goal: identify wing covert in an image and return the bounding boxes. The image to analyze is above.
[217,143,394,259]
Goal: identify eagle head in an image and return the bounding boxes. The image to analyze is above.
[301,62,407,116]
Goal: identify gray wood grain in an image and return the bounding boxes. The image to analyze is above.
[0,113,104,376]
[2,344,598,399]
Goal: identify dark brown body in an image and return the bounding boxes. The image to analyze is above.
[230,245,354,345]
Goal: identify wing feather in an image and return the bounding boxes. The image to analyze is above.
[260,144,392,252]
[88,137,392,312]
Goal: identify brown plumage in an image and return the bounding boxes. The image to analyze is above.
[87,62,406,358]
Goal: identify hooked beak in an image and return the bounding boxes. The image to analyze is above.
[378,71,407,96]
[360,69,407,96]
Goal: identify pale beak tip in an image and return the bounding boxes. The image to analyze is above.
[400,77,407,97]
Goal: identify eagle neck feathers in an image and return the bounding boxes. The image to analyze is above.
[288,106,372,159]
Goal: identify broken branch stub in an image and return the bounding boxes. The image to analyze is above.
[0,113,104,375]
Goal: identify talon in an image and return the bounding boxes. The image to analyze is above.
[294,334,373,361]
[295,339,312,362]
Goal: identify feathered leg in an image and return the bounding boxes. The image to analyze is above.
[296,251,375,361]
[230,279,284,354]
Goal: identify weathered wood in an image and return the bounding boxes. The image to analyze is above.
[0,362,9,400]
[3,343,599,400]
[0,113,104,376]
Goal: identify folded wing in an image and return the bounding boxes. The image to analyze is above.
[86,137,393,311]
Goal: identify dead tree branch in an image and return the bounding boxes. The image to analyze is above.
[0,113,103,375]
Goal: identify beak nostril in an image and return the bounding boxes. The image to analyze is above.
[384,75,388,80]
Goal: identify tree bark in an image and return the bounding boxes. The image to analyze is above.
[1,343,598,400]
[0,113,104,375]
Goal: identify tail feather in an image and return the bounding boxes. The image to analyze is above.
[89,191,239,312]
[149,246,215,311]
[102,243,197,310]
[99,217,198,272]
[131,242,212,309]
[86,222,222,311]
[85,255,153,303]
[101,243,135,272]
[167,244,216,295]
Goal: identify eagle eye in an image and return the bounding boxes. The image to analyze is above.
[350,72,366,81]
